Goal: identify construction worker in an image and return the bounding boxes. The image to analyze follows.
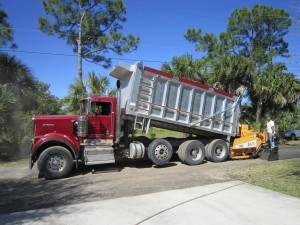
[267,116,276,151]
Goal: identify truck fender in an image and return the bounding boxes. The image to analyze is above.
[32,133,79,160]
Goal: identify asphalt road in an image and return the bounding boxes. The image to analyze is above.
[0,145,299,215]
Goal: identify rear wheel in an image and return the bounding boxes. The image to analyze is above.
[177,142,188,163]
[147,139,173,166]
[207,139,229,162]
[37,146,74,180]
[178,140,205,165]
[205,143,210,161]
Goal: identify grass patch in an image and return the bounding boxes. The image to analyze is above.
[136,128,184,139]
[0,157,28,166]
[232,159,300,198]
[0,152,28,166]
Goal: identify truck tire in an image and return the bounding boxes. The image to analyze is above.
[205,143,210,161]
[177,141,188,163]
[178,140,205,165]
[37,146,74,180]
[291,134,296,141]
[147,139,173,166]
[207,139,229,162]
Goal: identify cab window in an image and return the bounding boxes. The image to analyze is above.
[91,102,111,115]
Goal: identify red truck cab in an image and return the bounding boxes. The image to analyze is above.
[30,96,117,179]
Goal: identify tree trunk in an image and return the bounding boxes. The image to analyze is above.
[77,42,82,82]
[228,82,236,95]
[77,16,83,83]
[256,100,263,122]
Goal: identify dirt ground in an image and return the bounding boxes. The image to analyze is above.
[0,145,299,215]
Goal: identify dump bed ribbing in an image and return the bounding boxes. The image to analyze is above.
[110,61,240,138]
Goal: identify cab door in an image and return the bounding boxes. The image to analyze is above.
[88,101,114,140]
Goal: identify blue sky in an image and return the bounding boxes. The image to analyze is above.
[1,0,299,99]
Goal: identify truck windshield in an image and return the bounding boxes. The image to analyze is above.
[80,99,88,115]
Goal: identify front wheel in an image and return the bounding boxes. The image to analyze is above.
[147,139,173,166]
[37,146,74,180]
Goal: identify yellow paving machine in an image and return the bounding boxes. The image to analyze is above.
[230,124,269,159]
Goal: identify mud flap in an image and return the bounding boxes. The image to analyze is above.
[29,154,34,169]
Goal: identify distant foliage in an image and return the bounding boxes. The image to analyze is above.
[87,72,109,95]
[0,53,61,156]
[208,55,255,94]
[0,3,16,48]
[38,0,140,82]
[61,80,87,115]
[0,53,35,144]
[161,54,208,84]
[184,4,299,123]
[0,86,17,129]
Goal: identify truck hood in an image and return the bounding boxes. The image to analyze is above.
[33,115,78,138]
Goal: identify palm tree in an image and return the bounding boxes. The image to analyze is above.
[62,80,87,115]
[87,72,109,95]
[279,74,300,106]
[249,64,300,122]
[0,86,17,129]
[208,55,255,94]
[161,54,207,84]
[63,72,115,114]
[0,53,38,146]
[0,53,36,111]
[108,88,117,96]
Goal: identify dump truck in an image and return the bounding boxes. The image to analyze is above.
[29,61,268,179]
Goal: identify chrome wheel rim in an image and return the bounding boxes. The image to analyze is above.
[154,144,169,160]
[46,154,66,173]
[189,146,202,161]
[215,145,226,158]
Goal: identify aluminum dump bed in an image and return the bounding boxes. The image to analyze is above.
[110,62,240,137]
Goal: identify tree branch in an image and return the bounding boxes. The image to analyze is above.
[84,46,106,56]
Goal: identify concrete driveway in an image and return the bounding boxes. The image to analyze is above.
[0,180,299,225]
